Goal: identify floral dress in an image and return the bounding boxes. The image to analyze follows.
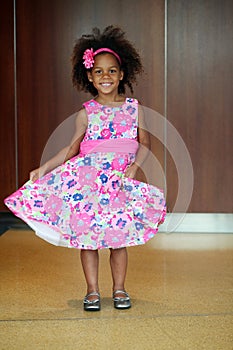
[4,98,166,250]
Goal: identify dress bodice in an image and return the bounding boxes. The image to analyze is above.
[82,98,138,142]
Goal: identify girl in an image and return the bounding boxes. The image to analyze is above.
[4,26,166,311]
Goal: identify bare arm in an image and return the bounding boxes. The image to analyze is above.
[125,104,150,179]
[30,108,87,181]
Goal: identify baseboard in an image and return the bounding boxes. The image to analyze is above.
[1,212,233,235]
[159,213,233,233]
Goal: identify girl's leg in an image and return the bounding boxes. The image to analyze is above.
[109,247,128,293]
[80,249,99,300]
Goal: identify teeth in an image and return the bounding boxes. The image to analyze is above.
[101,83,111,87]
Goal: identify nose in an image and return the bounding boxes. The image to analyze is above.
[102,70,110,78]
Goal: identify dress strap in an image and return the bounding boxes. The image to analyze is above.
[125,98,138,105]
[82,99,99,113]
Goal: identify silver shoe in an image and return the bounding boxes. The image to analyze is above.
[113,290,131,309]
[83,292,101,311]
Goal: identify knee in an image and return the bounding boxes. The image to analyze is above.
[109,247,126,256]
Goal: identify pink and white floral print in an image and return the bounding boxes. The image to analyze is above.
[4,98,166,250]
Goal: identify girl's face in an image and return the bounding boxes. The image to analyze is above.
[87,53,123,96]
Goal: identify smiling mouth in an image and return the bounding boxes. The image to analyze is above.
[100,83,112,87]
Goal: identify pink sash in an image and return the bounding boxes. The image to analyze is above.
[80,138,139,155]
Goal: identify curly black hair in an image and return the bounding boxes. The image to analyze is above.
[71,25,143,96]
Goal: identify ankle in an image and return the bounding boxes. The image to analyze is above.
[87,286,99,294]
[113,286,125,293]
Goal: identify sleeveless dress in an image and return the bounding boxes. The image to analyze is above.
[4,98,166,250]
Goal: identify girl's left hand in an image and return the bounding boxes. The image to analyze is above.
[124,163,138,179]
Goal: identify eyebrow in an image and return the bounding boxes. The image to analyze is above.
[93,66,118,69]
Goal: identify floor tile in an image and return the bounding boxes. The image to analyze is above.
[0,230,232,349]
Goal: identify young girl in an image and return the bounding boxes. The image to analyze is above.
[4,25,166,311]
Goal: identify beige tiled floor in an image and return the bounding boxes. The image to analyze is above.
[0,230,233,349]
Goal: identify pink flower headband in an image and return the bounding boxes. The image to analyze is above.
[83,48,121,69]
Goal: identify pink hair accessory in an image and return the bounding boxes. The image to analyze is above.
[82,48,95,69]
[83,47,121,69]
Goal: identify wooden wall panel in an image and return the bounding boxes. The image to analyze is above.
[167,0,233,212]
[16,0,80,185]
[0,2,15,210]
[16,0,165,187]
[1,0,165,211]
[2,0,232,214]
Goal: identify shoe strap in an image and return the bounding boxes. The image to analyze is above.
[84,291,100,304]
[113,290,130,299]
[85,291,100,298]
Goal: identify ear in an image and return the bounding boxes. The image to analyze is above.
[87,71,93,82]
[120,70,124,81]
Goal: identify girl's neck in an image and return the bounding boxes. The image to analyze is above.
[95,93,125,106]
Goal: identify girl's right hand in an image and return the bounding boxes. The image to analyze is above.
[29,167,45,182]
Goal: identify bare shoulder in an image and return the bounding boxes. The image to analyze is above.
[75,107,88,127]
[137,102,146,128]
[137,100,144,114]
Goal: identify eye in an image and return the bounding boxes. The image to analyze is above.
[110,69,117,74]
[94,69,102,75]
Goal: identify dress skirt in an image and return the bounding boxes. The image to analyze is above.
[4,141,166,250]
